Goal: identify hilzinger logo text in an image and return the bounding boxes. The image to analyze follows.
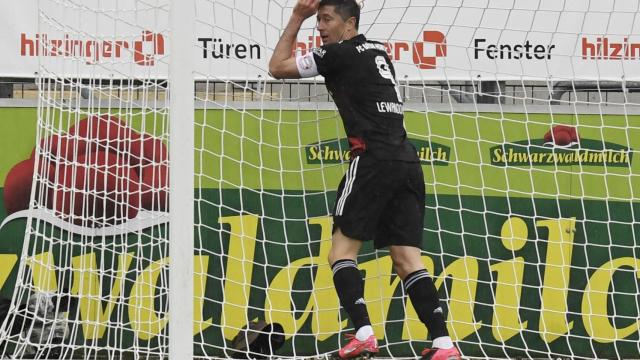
[582,37,640,60]
[20,30,165,65]
[296,30,447,70]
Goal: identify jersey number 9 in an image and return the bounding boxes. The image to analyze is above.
[375,55,403,103]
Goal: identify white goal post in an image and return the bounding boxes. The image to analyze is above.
[168,0,194,359]
[0,1,638,360]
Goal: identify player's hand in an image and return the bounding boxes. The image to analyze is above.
[292,0,320,20]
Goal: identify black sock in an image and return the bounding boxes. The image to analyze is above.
[403,269,449,339]
[332,259,371,330]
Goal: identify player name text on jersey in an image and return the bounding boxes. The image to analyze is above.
[356,42,387,53]
[376,101,404,115]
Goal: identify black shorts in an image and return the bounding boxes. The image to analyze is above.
[332,154,425,249]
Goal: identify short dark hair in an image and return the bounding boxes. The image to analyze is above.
[319,0,361,30]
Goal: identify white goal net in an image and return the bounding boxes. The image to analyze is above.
[0,0,638,359]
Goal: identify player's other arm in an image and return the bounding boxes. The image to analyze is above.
[269,0,319,79]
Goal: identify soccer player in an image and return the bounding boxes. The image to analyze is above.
[268,1,462,359]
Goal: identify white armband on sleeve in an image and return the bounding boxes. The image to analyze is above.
[296,52,319,78]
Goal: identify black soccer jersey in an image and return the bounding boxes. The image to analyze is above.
[311,34,418,162]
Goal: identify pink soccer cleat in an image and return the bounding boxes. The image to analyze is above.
[420,346,462,360]
[335,334,379,359]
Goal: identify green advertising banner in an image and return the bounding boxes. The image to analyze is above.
[0,107,638,358]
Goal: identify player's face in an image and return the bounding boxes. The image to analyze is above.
[316,5,350,45]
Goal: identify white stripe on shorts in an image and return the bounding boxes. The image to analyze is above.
[335,156,360,216]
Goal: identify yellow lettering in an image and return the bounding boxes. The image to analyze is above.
[417,147,429,161]
[579,151,588,162]
[219,214,259,340]
[437,148,447,161]
[0,254,17,290]
[530,152,539,163]
[491,260,527,342]
[324,146,332,160]
[27,252,58,292]
[492,148,503,163]
[308,146,319,160]
[501,216,528,251]
[129,257,169,340]
[193,255,213,335]
[537,218,576,342]
[439,257,482,340]
[565,152,574,163]
[517,152,530,163]
[265,216,342,340]
[71,252,134,340]
[546,153,555,163]
[491,217,528,341]
[558,152,568,163]
[582,257,640,342]
[588,152,604,163]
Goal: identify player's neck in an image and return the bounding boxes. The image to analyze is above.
[339,30,359,42]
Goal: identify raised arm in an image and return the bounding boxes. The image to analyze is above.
[269,0,320,79]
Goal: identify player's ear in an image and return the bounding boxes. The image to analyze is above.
[346,16,357,30]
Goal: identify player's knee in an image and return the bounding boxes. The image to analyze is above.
[327,251,337,266]
[328,247,353,266]
[392,256,424,280]
[392,262,411,279]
